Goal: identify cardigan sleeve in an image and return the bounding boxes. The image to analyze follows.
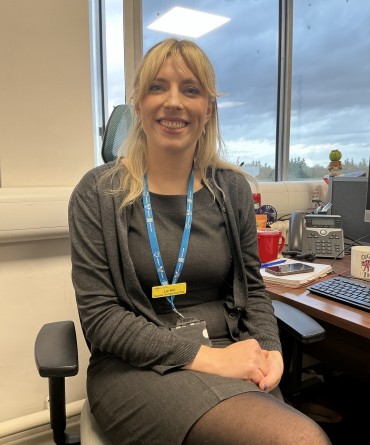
[68,167,201,374]
[217,170,282,353]
[238,185,282,352]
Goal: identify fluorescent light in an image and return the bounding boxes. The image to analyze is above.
[147,7,230,38]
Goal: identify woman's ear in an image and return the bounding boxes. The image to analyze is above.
[205,100,214,122]
[135,102,141,120]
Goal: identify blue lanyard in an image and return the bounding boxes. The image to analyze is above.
[142,168,194,313]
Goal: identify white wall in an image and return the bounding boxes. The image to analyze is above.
[253,180,328,242]
[0,0,94,441]
[0,0,94,187]
[254,180,328,217]
[0,237,89,413]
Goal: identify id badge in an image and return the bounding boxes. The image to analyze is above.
[170,317,212,346]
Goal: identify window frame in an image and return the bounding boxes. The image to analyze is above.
[98,0,295,180]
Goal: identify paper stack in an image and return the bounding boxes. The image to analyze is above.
[260,258,332,288]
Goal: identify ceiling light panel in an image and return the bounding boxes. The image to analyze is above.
[147,7,230,38]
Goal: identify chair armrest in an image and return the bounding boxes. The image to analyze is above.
[272,300,325,344]
[35,320,79,378]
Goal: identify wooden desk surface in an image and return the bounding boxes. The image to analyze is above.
[267,255,370,340]
[267,255,370,381]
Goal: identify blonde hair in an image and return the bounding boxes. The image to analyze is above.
[101,38,252,207]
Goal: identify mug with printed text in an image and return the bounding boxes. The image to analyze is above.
[257,229,285,264]
[351,246,370,281]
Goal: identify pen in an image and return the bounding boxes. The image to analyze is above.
[260,259,287,269]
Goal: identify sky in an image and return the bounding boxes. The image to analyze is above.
[105,0,370,169]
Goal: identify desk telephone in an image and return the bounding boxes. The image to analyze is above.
[289,212,345,258]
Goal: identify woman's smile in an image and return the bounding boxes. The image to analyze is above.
[158,119,188,130]
[157,118,190,134]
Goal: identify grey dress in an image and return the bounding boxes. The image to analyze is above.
[68,163,283,445]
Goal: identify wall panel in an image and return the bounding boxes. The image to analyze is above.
[0,0,94,187]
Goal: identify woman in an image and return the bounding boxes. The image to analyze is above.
[69,38,331,445]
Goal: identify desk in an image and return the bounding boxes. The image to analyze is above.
[267,255,370,382]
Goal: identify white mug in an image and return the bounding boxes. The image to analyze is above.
[351,246,370,281]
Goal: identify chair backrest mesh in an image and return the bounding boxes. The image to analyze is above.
[101,104,133,163]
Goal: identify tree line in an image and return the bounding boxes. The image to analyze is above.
[244,157,369,181]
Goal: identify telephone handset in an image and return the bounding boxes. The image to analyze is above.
[288,211,304,251]
[288,211,344,258]
[288,212,303,252]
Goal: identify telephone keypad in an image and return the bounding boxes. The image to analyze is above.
[303,228,344,258]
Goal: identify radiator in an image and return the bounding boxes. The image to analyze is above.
[0,399,84,443]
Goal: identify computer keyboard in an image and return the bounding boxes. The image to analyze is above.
[307,276,370,312]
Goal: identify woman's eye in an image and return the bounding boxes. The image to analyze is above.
[149,84,163,93]
[184,87,200,95]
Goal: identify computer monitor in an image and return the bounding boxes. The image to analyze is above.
[365,174,370,223]
[328,176,370,245]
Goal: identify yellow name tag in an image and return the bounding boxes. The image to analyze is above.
[152,283,187,298]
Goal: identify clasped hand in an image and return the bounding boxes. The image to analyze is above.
[184,339,284,393]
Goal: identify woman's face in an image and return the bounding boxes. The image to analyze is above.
[136,56,212,158]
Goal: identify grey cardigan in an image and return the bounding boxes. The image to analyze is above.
[68,163,282,374]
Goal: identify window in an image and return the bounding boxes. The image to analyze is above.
[91,0,125,165]
[143,0,279,180]
[289,0,370,179]
[99,0,369,179]
[104,0,125,115]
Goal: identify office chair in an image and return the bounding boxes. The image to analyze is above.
[34,104,326,445]
[101,104,133,163]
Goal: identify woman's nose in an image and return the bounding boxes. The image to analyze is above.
[164,88,183,110]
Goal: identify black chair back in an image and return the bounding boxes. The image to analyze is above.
[101,104,133,163]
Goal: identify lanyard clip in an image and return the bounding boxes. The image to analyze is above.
[172,306,185,319]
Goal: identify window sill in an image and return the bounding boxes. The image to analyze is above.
[0,180,327,244]
[0,188,73,244]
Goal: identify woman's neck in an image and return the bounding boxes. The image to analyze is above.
[146,157,202,195]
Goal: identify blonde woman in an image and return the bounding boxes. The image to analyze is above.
[69,38,331,445]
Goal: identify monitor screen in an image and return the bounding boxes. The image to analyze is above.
[328,176,370,245]
[365,174,370,223]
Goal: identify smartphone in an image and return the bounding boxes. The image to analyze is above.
[265,263,315,276]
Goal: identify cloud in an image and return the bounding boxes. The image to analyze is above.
[218,101,246,108]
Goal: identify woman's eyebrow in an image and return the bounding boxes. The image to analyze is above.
[152,77,167,83]
[153,76,200,85]
[183,78,202,86]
